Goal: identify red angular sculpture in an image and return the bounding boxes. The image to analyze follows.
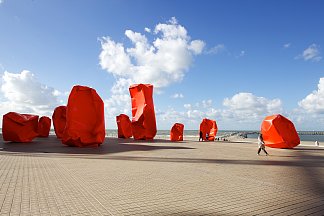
[2,112,39,142]
[116,114,132,138]
[52,106,67,139]
[261,114,300,149]
[129,84,157,140]
[170,123,184,141]
[38,116,51,137]
[62,85,105,147]
[199,118,218,141]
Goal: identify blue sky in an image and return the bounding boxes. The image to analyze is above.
[0,0,324,130]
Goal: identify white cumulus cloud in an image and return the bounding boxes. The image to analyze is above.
[104,78,132,120]
[223,92,282,120]
[99,17,205,125]
[0,70,61,121]
[99,17,205,88]
[298,77,324,114]
[296,44,322,62]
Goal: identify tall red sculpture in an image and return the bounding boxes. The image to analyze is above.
[52,106,67,139]
[116,114,132,138]
[2,112,39,142]
[62,85,105,147]
[261,114,300,149]
[129,84,157,140]
[199,118,218,141]
[170,123,184,141]
[38,116,51,137]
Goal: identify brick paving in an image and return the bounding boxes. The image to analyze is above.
[0,136,324,215]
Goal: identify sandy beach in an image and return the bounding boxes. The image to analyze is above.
[0,135,323,215]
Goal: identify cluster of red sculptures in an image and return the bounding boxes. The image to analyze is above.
[1,83,301,149]
[2,112,51,142]
[2,85,105,147]
[116,84,157,140]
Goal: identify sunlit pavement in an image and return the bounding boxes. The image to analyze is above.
[0,136,323,215]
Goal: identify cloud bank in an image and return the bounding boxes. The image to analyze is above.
[223,92,282,121]
[0,70,60,120]
[157,92,283,130]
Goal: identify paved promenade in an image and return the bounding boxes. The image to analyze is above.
[0,136,323,215]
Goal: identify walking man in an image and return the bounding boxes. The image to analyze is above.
[257,133,269,156]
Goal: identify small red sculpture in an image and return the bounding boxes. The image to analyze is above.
[52,106,67,139]
[199,118,218,141]
[2,112,39,142]
[116,114,132,138]
[170,123,184,141]
[38,116,51,137]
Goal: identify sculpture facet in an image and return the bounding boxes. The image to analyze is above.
[170,123,184,141]
[261,114,300,149]
[62,85,105,147]
[2,112,39,142]
[199,118,218,141]
[116,114,132,138]
[38,116,51,137]
[52,106,67,139]
[129,84,157,140]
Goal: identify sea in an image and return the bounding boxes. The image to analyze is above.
[42,129,324,142]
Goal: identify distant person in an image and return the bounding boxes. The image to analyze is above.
[257,133,269,156]
[315,141,320,147]
[199,131,203,141]
[206,133,209,141]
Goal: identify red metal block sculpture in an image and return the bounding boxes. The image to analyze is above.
[170,123,184,141]
[129,84,157,140]
[261,114,300,149]
[52,106,67,139]
[199,118,218,141]
[38,116,51,137]
[116,114,132,138]
[62,85,105,147]
[2,112,39,142]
